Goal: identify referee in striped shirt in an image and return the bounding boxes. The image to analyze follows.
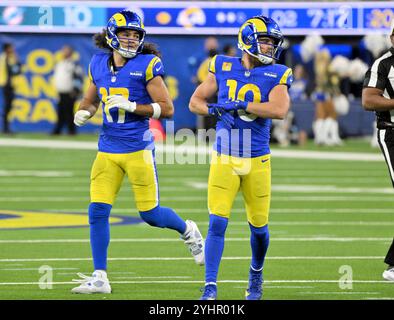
[362,25,394,282]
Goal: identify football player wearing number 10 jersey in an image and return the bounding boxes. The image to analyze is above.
[189,16,293,300]
[71,10,205,294]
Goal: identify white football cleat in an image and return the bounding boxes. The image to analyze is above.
[382,267,394,281]
[71,270,112,294]
[181,220,205,266]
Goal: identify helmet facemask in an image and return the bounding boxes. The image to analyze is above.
[106,27,146,59]
[244,31,283,64]
[118,29,145,58]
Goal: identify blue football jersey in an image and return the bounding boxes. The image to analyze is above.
[209,55,293,158]
[89,52,164,153]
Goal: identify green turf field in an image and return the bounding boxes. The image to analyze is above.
[0,135,393,300]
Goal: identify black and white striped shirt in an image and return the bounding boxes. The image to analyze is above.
[363,47,394,124]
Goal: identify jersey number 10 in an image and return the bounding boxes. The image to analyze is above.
[226,79,259,122]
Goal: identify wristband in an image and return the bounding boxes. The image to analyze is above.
[151,103,161,119]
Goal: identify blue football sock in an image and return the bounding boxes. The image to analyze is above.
[139,205,187,234]
[249,223,270,271]
[205,214,228,284]
[88,202,112,271]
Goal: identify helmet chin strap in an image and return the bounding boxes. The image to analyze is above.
[118,48,137,58]
[257,55,273,64]
[116,42,140,58]
[245,48,273,65]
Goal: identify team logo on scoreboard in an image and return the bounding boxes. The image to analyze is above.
[2,6,24,26]
[156,11,172,25]
[176,7,206,28]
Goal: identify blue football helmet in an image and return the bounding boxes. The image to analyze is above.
[238,16,284,64]
[106,10,146,58]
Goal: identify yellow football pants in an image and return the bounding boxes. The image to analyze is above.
[208,151,271,227]
[90,150,159,211]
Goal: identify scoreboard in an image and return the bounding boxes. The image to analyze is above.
[0,1,393,35]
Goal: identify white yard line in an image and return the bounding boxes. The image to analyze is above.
[0,237,391,244]
[0,187,189,192]
[2,188,88,192]
[299,291,381,295]
[253,171,387,177]
[0,267,78,271]
[272,185,394,194]
[0,279,390,286]
[56,271,137,275]
[1,196,394,202]
[2,220,394,227]
[273,196,394,201]
[0,138,384,162]
[159,172,387,177]
[270,149,383,162]
[269,208,394,214]
[0,197,89,201]
[0,178,387,185]
[48,208,394,214]
[0,256,385,262]
[249,286,314,289]
[0,139,97,150]
[0,179,89,183]
[267,222,394,226]
[111,276,192,280]
[3,185,394,194]
[0,170,74,177]
[186,182,394,194]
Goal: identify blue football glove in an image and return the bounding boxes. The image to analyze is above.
[207,105,235,129]
[222,100,248,111]
[208,100,248,112]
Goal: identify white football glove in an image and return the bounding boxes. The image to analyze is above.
[74,110,91,127]
[106,95,137,113]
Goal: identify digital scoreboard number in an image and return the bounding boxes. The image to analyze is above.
[0,1,393,35]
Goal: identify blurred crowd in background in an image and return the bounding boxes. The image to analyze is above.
[1,2,393,148]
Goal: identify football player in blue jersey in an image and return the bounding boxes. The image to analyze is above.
[189,16,293,300]
[71,10,204,294]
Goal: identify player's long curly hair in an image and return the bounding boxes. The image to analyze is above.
[93,29,161,58]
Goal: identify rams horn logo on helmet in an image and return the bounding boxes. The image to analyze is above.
[238,15,284,65]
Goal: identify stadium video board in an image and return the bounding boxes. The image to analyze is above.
[0,1,393,35]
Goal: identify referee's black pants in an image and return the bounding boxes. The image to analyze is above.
[377,128,394,266]
[2,87,14,133]
[53,93,76,135]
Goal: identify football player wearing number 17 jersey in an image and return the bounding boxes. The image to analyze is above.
[189,16,293,300]
[71,10,204,295]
